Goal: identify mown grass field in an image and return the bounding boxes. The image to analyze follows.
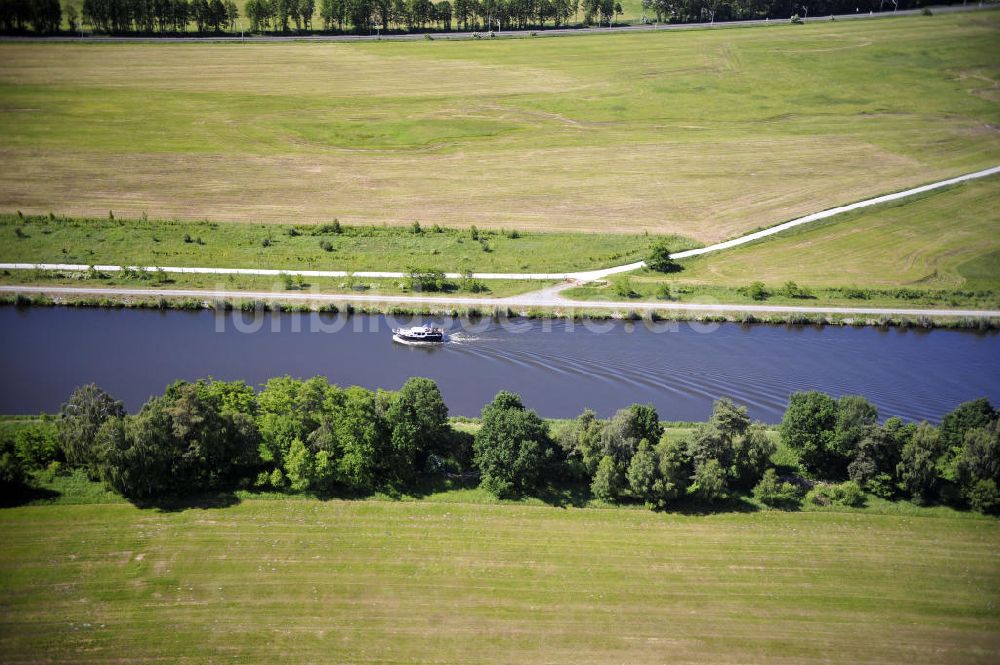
[563,178,1000,309]
[0,495,998,664]
[1,13,998,239]
[0,213,691,273]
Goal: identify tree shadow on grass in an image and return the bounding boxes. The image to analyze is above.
[402,473,480,499]
[533,480,592,509]
[131,491,242,513]
[659,495,762,516]
[0,483,61,508]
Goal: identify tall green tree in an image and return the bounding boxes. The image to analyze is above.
[730,422,774,492]
[848,417,911,497]
[473,391,551,498]
[690,458,725,502]
[940,398,995,450]
[654,437,691,503]
[955,419,1000,513]
[591,454,623,502]
[599,403,660,468]
[57,384,125,476]
[385,377,449,486]
[256,376,339,471]
[896,422,942,504]
[556,408,604,477]
[96,380,260,499]
[330,386,387,492]
[626,439,658,503]
[831,395,879,468]
[781,391,839,479]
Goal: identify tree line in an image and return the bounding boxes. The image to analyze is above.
[641,0,924,24]
[1,378,997,514]
[1,0,928,35]
[0,0,61,33]
[80,0,239,34]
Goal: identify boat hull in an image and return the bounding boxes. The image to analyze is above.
[392,333,444,344]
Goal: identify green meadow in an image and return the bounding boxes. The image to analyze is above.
[1,12,998,239]
[0,213,689,273]
[1,494,998,664]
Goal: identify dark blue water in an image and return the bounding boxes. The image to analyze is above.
[1,306,998,422]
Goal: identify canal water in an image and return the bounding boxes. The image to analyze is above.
[1,306,998,422]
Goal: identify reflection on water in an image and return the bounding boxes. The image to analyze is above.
[1,307,998,423]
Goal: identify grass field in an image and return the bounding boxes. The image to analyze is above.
[676,179,1000,290]
[0,269,552,298]
[1,495,998,664]
[562,177,1000,309]
[0,213,692,273]
[1,13,998,239]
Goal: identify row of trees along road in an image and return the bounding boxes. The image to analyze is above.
[2,376,997,515]
[1,0,926,34]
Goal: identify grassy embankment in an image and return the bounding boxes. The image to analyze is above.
[1,13,998,237]
[563,179,1000,310]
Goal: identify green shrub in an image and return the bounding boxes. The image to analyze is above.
[0,441,26,490]
[690,459,726,502]
[748,281,769,301]
[865,472,896,500]
[461,272,489,293]
[782,281,813,299]
[314,219,342,235]
[646,241,681,273]
[408,268,449,292]
[39,460,64,483]
[966,479,1000,514]
[14,423,60,470]
[655,283,676,301]
[807,480,865,508]
[752,469,802,508]
[612,276,638,299]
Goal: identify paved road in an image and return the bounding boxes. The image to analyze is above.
[4,284,999,318]
[1,4,993,43]
[4,164,997,282]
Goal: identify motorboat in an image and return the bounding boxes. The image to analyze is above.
[392,324,445,344]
